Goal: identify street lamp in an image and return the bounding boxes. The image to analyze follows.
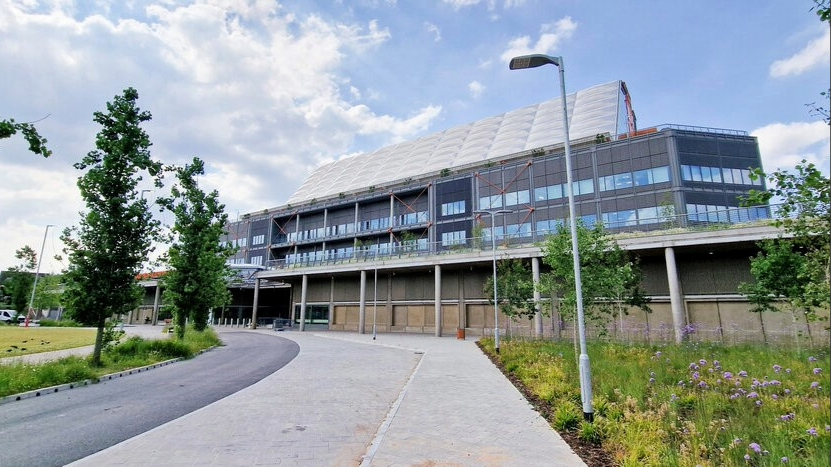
[509,53,594,421]
[27,224,54,326]
[474,208,511,353]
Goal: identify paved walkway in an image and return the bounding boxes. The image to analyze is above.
[39,327,584,466]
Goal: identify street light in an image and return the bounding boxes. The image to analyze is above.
[474,208,511,353]
[509,53,594,421]
[27,224,54,326]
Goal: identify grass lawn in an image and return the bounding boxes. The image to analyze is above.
[481,338,830,467]
[0,327,97,357]
[0,328,222,398]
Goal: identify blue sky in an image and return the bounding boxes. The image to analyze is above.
[1,0,828,273]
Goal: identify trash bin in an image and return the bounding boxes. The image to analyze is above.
[457,328,465,340]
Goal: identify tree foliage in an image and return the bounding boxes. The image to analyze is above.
[541,221,650,332]
[61,88,165,365]
[160,157,234,339]
[0,118,52,157]
[1,246,38,314]
[483,258,536,320]
[741,162,830,317]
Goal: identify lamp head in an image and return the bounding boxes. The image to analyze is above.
[509,54,560,70]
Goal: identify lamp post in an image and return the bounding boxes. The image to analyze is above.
[474,209,511,353]
[509,53,594,421]
[27,224,54,326]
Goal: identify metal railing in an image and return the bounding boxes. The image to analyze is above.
[263,204,778,271]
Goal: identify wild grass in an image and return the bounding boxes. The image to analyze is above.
[481,338,830,467]
[0,327,222,399]
[0,327,97,356]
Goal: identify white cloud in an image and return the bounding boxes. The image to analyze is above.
[500,17,577,63]
[770,28,830,78]
[424,21,441,42]
[751,120,831,175]
[0,0,442,272]
[468,80,485,99]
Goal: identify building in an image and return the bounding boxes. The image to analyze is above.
[212,80,824,345]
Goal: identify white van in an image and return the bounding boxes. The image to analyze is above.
[0,309,25,324]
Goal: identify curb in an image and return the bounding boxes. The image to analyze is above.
[0,346,217,405]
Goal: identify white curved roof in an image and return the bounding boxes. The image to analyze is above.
[287,80,624,205]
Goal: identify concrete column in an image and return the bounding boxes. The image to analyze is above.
[434,265,442,337]
[251,278,260,329]
[359,270,367,334]
[532,257,543,337]
[299,274,308,332]
[152,282,161,326]
[665,247,686,343]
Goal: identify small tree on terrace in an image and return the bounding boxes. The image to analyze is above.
[160,157,234,339]
[541,220,651,339]
[61,88,165,366]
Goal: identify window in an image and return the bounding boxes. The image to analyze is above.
[250,255,263,265]
[441,200,466,216]
[252,234,265,245]
[479,194,503,210]
[441,230,466,246]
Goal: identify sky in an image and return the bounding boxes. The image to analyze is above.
[1,0,829,275]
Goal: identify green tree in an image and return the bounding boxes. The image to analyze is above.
[33,274,63,313]
[741,162,830,319]
[61,88,165,366]
[484,258,536,320]
[0,118,52,157]
[160,157,234,339]
[3,246,37,315]
[541,221,650,335]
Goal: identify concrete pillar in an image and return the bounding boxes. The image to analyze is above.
[251,278,260,329]
[434,265,442,337]
[299,274,308,332]
[152,283,161,326]
[359,270,367,333]
[532,257,543,338]
[665,247,686,343]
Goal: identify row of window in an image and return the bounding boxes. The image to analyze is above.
[441,230,466,246]
[685,204,769,223]
[599,166,670,192]
[534,178,595,203]
[252,234,265,245]
[441,200,466,216]
[680,165,763,186]
[479,188,533,210]
[285,239,431,264]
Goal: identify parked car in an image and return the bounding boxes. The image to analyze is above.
[0,309,25,324]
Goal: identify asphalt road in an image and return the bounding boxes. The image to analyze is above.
[0,330,299,467]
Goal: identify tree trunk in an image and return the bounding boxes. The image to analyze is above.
[91,317,105,367]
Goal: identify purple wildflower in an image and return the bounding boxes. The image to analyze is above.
[744,454,751,461]
[784,389,791,395]
[733,438,743,446]
[689,362,699,371]
[756,400,763,407]
[780,413,795,422]
[724,371,733,380]
[807,427,818,436]
[749,442,761,453]
[699,359,707,366]
[747,391,759,399]
[781,457,789,464]
[698,381,708,389]
[808,356,817,362]
[769,380,781,386]
[739,370,748,377]
[813,368,822,375]
[649,377,655,384]
[773,364,782,373]
[692,371,700,380]
[811,381,820,389]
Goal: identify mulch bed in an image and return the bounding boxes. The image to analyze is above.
[477,342,617,467]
